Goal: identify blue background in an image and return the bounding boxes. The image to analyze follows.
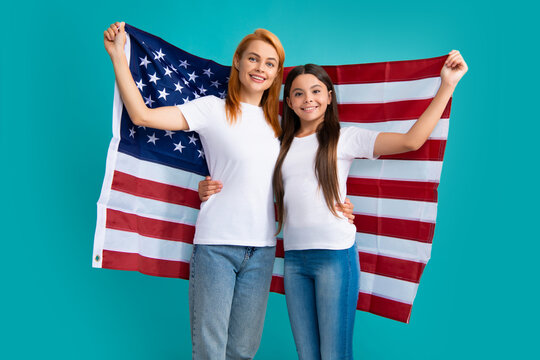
[1,1,537,358]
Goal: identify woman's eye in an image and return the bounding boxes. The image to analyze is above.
[267,62,275,68]
[248,57,256,62]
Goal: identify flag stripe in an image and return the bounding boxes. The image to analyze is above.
[349,195,438,223]
[377,139,446,161]
[347,177,439,203]
[103,249,191,278]
[359,252,425,283]
[106,209,195,244]
[349,159,443,182]
[284,55,446,84]
[112,170,201,209]
[337,99,451,122]
[357,292,412,323]
[354,214,435,243]
[341,118,449,140]
[356,233,432,263]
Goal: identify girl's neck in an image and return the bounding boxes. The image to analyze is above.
[296,118,323,138]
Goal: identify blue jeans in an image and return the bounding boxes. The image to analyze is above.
[284,245,360,360]
[189,244,276,360]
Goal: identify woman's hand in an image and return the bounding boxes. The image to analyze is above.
[104,21,126,59]
[336,198,355,224]
[441,50,468,88]
[198,176,223,202]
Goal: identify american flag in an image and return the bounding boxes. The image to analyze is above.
[93,24,452,323]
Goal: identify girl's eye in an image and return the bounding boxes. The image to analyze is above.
[313,89,320,94]
[294,92,302,97]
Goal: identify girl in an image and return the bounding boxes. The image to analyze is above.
[200,53,467,359]
[274,57,467,360]
[103,22,353,359]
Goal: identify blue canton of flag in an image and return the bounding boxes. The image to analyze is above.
[120,24,231,176]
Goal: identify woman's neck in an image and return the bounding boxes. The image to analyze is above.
[239,88,264,106]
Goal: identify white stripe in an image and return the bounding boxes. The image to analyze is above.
[349,195,438,223]
[349,159,443,182]
[335,77,442,104]
[107,190,199,226]
[115,152,205,191]
[359,271,418,304]
[272,257,284,276]
[104,228,193,262]
[280,77,441,104]
[341,118,449,140]
[355,233,432,263]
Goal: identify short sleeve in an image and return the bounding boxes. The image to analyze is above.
[177,95,220,132]
[338,126,380,160]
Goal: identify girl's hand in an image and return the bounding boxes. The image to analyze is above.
[336,198,355,224]
[198,176,223,202]
[104,22,127,59]
[441,50,468,88]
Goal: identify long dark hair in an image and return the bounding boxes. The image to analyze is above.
[272,64,341,234]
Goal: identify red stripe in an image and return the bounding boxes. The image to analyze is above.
[270,275,285,294]
[279,99,452,123]
[276,239,284,258]
[347,177,439,203]
[284,56,446,84]
[338,99,452,122]
[102,250,191,279]
[378,139,446,161]
[106,208,195,244]
[357,292,412,323]
[359,252,425,283]
[354,214,435,243]
[111,170,201,209]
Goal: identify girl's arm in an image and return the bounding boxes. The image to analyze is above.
[104,22,189,131]
[373,50,468,157]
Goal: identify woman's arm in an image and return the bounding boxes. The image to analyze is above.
[104,22,189,131]
[373,50,468,157]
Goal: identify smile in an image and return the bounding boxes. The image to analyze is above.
[250,74,266,83]
[301,106,319,112]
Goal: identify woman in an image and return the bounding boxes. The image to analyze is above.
[104,22,283,359]
[201,53,467,359]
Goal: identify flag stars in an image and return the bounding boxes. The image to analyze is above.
[149,72,161,85]
[158,88,170,101]
[210,80,221,88]
[179,59,190,68]
[174,82,184,93]
[218,90,227,99]
[188,134,199,145]
[147,133,159,145]
[136,79,147,91]
[153,48,166,61]
[198,85,207,95]
[171,65,178,73]
[129,127,136,137]
[173,141,185,153]
[194,92,201,99]
[183,97,190,103]
[187,71,198,83]
[144,95,155,107]
[183,78,190,86]
[139,56,151,68]
[203,68,214,77]
[164,66,173,77]
[197,149,205,158]
[164,130,176,138]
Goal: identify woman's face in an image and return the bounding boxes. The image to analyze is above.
[287,73,332,126]
[234,40,279,97]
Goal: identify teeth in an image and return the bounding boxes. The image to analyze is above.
[251,75,264,80]
[303,106,317,110]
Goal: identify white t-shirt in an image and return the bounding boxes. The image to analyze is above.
[178,96,280,247]
[281,126,379,251]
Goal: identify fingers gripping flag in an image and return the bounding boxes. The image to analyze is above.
[93,24,452,323]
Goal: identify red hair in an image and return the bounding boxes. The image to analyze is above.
[225,29,284,138]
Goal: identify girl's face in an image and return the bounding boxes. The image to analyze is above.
[234,40,279,98]
[287,74,332,126]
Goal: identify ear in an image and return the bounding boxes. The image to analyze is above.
[327,90,333,105]
[233,54,239,71]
